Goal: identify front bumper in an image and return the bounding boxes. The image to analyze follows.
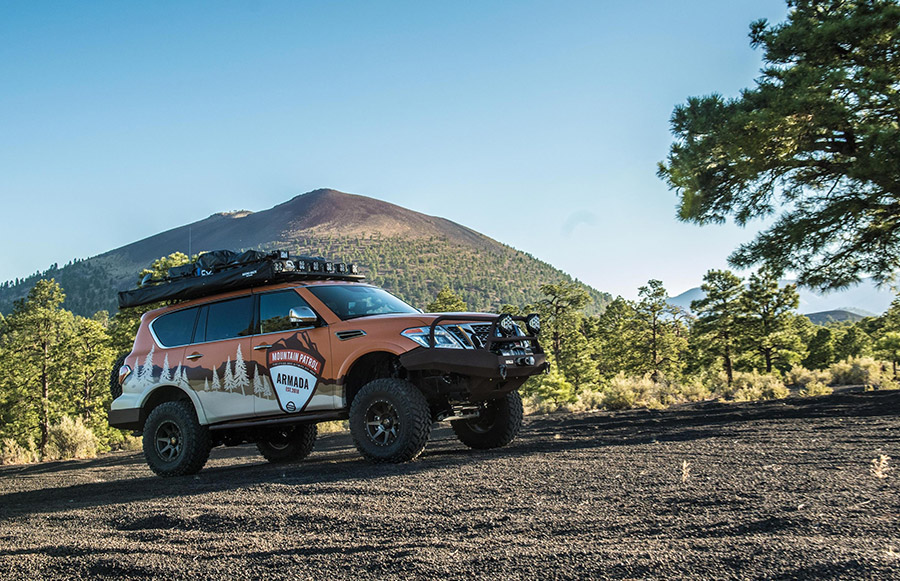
[399,347,548,401]
[400,347,547,380]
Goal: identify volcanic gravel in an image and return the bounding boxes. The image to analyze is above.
[1,391,899,580]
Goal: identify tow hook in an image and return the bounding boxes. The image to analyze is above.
[499,364,508,380]
[542,362,551,375]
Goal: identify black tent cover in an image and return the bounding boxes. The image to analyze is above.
[117,250,362,309]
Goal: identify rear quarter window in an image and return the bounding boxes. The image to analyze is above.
[151,307,199,347]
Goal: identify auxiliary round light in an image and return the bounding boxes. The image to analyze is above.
[525,313,541,336]
[497,314,516,336]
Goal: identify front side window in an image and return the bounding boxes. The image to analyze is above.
[307,285,418,320]
[151,307,199,347]
[259,290,317,333]
[200,296,254,342]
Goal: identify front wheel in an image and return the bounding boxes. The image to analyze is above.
[256,424,317,463]
[451,391,523,450]
[142,401,211,477]
[349,378,431,463]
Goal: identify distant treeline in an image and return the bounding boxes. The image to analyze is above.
[489,268,900,412]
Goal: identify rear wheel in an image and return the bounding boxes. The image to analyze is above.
[143,401,211,477]
[349,378,431,463]
[256,424,317,463]
[451,391,523,450]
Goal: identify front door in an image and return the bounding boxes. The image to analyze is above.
[250,289,335,415]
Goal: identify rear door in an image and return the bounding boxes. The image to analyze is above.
[250,289,336,414]
[184,294,256,423]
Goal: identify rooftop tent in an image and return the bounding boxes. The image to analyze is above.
[117,250,362,309]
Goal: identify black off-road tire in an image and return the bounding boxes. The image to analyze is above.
[256,424,317,463]
[142,401,211,477]
[349,378,432,463]
[109,353,129,400]
[451,391,523,450]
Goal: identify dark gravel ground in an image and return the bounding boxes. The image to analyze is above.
[1,390,899,580]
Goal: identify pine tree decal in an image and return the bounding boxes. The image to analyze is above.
[211,368,221,391]
[224,356,235,392]
[139,345,155,384]
[233,345,250,396]
[159,354,172,383]
[174,362,184,386]
[203,377,210,392]
[252,366,273,398]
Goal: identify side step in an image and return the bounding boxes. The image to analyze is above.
[208,410,348,431]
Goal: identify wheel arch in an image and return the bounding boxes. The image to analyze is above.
[139,384,209,429]
[340,350,405,409]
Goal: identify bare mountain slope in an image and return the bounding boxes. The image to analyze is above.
[1,189,610,316]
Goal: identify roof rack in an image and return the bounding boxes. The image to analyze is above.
[118,249,363,309]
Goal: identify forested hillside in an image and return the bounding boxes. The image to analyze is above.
[0,190,610,317]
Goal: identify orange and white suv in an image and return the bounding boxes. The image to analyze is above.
[109,250,547,477]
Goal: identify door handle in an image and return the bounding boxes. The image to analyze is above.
[253,344,273,351]
[185,353,203,360]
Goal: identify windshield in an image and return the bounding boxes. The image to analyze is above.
[307,285,419,320]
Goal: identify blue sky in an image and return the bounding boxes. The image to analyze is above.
[1,0,790,299]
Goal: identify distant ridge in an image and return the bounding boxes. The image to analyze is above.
[668,278,894,318]
[0,189,611,316]
[804,310,866,325]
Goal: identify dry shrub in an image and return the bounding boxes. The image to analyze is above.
[601,374,641,410]
[871,455,891,479]
[317,420,349,434]
[0,438,38,465]
[599,374,710,411]
[117,434,144,451]
[715,370,789,401]
[45,416,98,461]
[787,366,830,388]
[679,377,713,403]
[828,357,898,389]
[523,390,597,414]
[801,381,833,397]
[523,394,566,414]
[570,389,605,412]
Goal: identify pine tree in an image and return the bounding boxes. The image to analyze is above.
[631,280,688,381]
[739,267,804,372]
[834,325,872,360]
[590,297,639,378]
[211,368,221,391]
[426,287,467,312]
[0,280,77,456]
[804,327,836,370]
[692,270,744,385]
[659,0,900,289]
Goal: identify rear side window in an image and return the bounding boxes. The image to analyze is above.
[200,296,254,342]
[152,307,199,347]
[259,290,316,334]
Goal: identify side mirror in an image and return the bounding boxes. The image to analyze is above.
[289,307,318,326]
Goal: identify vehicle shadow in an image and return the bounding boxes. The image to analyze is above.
[0,390,897,521]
